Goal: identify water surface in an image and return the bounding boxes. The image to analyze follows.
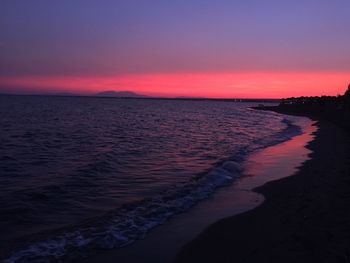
[0,96,302,262]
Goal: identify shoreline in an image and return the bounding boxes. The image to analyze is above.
[176,108,350,263]
[80,110,316,263]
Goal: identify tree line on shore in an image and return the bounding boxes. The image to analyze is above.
[279,84,350,132]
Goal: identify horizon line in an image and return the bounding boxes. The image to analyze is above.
[0,92,283,101]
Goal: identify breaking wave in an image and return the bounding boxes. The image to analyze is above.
[2,117,302,263]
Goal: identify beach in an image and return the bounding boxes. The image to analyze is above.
[2,101,349,263]
[2,1,349,262]
[1,99,310,263]
[79,109,320,263]
[176,112,350,262]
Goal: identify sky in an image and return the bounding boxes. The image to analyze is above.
[0,0,349,98]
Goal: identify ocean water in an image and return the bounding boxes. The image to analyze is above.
[0,95,303,262]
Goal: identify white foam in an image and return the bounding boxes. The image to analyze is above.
[3,115,305,263]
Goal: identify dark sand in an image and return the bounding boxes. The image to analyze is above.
[81,111,318,263]
[176,113,350,262]
[81,116,314,263]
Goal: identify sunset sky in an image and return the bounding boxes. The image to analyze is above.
[1,0,349,98]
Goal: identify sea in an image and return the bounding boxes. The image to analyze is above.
[0,95,304,262]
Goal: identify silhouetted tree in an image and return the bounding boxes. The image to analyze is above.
[343,84,350,111]
[277,84,350,132]
[345,84,350,97]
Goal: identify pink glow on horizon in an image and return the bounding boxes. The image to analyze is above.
[0,72,349,98]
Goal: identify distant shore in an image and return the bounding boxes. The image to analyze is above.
[176,107,350,263]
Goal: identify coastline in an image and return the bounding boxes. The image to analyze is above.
[176,109,350,263]
[79,109,317,263]
[0,105,315,263]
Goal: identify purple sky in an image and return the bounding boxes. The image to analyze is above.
[0,0,349,97]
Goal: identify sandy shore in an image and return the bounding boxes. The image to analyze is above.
[176,113,350,262]
[80,111,319,263]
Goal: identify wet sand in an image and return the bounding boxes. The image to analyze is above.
[176,115,350,262]
[82,113,320,263]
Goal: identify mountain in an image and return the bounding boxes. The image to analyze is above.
[95,91,146,98]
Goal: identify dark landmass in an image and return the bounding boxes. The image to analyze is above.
[94,90,147,98]
[0,92,279,103]
[0,92,80,97]
[176,85,350,263]
[255,85,350,133]
[135,97,280,103]
[52,92,80,96]
[87,91,281,102]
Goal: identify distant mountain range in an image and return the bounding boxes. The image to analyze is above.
[95,91,146,98]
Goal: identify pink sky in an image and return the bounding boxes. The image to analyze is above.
[2,2,350,98]
[1,71,349,98]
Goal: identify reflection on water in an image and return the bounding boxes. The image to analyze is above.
[0,95,307,262]
[241,119,317,190]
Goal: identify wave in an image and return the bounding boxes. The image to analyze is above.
[2,117,302,263]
